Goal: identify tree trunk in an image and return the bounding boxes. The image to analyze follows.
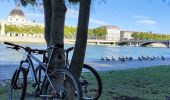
[70,0,91,77]
[43,0,52,59]
[43,0,51,47]
[43,0,66,72]
[49,0,67,71]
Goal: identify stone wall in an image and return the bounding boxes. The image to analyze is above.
[0,35,45,43]
[3,33,44,38]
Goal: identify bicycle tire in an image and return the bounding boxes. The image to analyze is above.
[35,64,44,83]
[81,64,102,100]
[42,68,83,100]
[9,67,27,100]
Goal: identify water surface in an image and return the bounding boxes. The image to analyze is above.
[0,42,170,64]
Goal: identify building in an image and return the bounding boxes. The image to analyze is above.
[120,30,134,41]
[0,5,44,37]
[104,25,121,41]
[8,6,26,24]
[94,25,135,42]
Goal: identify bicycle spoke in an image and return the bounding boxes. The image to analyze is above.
[43,69,82,100]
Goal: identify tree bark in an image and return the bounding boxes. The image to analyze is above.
[43,0,66,72]
[70,0,91,77]
[49,0,66,71]
[43,0,51,47]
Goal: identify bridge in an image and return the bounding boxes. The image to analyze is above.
[118,40,170,48]
[69,39,119,45]
[69,39,170,48]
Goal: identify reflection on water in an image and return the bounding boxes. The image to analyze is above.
[0,42,170,64]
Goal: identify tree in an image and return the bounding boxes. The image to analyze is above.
[18,0,92,77]
[131,32,139,40]
[64,26,77,39]
[93,27,107,39]
[131,32,170,40]
[70,0,91,77]
[4,25,44,34]
[0,24,1,31]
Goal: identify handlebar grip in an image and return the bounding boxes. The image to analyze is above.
[4,42,26,50]
[4,42,17,46]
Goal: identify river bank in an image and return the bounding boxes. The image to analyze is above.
[0,36,73,44]
[0,36,169,48]
[87,58,170,71]
[0,58,170,81]
[1,65,170,99]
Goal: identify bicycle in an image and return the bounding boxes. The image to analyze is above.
[35,47,103,100]
[4,42,82,100]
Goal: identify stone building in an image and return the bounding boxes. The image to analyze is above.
[0,5,44,37]
[104,25,121,41]
[120,30,134,41]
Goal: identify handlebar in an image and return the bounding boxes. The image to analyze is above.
[4,42,46,54]
[4,42,26,50]
[4,42,74,54]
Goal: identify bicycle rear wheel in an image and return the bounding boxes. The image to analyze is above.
[9,67,27,100]
[43,68,82,100]
[81,64,102,100]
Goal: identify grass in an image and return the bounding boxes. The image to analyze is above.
[1,65,170,100]
[99,65,170,100]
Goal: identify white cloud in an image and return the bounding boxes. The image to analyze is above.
[136,19,157,25]
[26,13,44,18]
[90,18,109,25]
[133,15,150,19]
[66,8,109,26]
[134,15,157,26]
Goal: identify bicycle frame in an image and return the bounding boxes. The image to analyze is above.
[4,42,81,98]
[18,47,57,97]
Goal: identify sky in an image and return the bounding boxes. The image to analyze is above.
[0,0,170,34]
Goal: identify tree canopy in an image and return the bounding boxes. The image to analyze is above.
[131,32,170,40]
[4,25,44,34]
[0,24,1,31]
[92,27,107,39]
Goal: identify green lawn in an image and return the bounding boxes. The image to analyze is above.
[99,65,170,100]
[1,65,170,100]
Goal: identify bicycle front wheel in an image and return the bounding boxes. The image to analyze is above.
[81,64,102,100]
[9,67,27,100]
[43,68,82,100]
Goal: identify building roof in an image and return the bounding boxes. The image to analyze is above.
[9,6,25,18]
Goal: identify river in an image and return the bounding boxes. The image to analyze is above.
[0,42,170,64]
[0,42,170,80]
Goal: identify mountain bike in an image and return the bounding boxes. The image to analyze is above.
[35,47,103,100]
[4,42,82,100]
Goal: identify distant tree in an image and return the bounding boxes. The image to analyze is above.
[93,27,107,39]
[131,32,170,40]
[0,24,1,31]
[131,32,139,40]
[64,26,77,39]
[4,25,44,34]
